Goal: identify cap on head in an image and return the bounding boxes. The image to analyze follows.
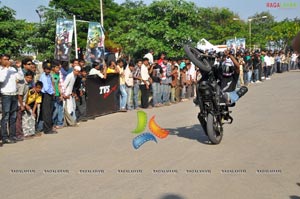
[74,66,81,71]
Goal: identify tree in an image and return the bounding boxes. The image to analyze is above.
[26,6,68,60]
[49,0,122,30]
[248,11,275,49]
[268,18,300,51]
[198,7,247,45]
[0,3,34,56]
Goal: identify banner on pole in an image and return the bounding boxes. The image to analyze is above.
[236,38,246,53]
[85,22,105,63]
[226,38,246,53]
[54,18,74,62]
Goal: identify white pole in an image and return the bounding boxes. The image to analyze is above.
[73,15,78,59]
[100,0,104,27]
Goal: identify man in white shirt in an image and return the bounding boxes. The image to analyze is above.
[124,62,135,110]
[291,52,297,70]
[188,62,197,97]
[89,61,107,79]
[140,58,151,108]
[116,59,127,112]
[0,54,24,144]
[264,52,272,80]
[63,66,81,121]
[144,49,154,65]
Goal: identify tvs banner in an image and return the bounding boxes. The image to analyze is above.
[86,74,120,117]
[85,22,105,63]
[54,18,74,61]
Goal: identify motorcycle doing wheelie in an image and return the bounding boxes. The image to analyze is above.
[184,45,236,144]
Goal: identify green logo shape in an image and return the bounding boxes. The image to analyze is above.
[131,111,147,134]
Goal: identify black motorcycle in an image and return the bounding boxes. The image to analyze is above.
[184,45,234,144]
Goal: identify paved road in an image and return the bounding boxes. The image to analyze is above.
[1,71,300,199]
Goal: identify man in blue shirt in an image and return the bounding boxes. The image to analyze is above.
[39,60,57,134]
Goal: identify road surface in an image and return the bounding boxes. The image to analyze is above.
[1,71,300,199]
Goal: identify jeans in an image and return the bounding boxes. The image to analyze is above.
[52,96,64,126]
[262,66,267,78]
[186,84,193,99]
[161,84,170,104]
[125,86,133,110]
[228,91,240,104]
[281,63,286,72]
[152,82,162,106]
[253,69,259,82]
[181,86,187,99]
[119,84,127,109]
[258,65,263,81]
[133,84,140,109]
[244,70,252,84]
[1,95,18,140]
[76,95,87,121]
[290,61,296,70]
[276,62,281,73]
[271,64,276,74]
[71,96,77,121]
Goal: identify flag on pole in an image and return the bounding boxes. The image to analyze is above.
[85,22,105,63]
[54,18,74,62]
[236,38,246,53]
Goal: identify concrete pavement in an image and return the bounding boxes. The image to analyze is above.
[0,71,300,199]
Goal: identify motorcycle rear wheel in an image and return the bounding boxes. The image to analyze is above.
[206,113,223,144]
[183,45,212,72]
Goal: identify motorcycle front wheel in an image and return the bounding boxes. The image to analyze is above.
[183,45,212,72]
[206,113,223,144]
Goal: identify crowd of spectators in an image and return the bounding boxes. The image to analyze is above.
[0,48,299,147]
[228,49,300,86]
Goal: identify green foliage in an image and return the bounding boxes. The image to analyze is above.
[0,0,299,60]
[268,18,300,50]
[0,4,34,56]
[248,12,275,49]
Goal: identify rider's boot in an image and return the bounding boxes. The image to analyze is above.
[193,98,199,105]
[237,86,248,98]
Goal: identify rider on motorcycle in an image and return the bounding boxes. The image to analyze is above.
[195,49,248,105]
[216,50,248,105]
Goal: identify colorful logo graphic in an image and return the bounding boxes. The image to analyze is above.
[131,111,169,149]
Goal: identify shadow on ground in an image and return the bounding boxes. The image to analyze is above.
[289,183,300,199]
[167,124,210,144]
[158,193,185,199]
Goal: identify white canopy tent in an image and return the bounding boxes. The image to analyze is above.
[196,38,224,52]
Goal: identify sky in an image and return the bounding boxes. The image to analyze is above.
[0,0,299,22]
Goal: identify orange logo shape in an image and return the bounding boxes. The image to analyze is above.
[148,116,169,139]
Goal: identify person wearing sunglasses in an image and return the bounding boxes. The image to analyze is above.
[21,58,33,75]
